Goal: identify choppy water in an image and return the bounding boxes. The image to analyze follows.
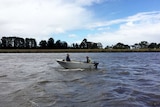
[0,52,160,107]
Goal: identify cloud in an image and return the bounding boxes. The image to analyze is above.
[74,0,104,6]
[68,34,78,38]
[0,0,101,41]
[0,0,159,47]
[87,11,160,46]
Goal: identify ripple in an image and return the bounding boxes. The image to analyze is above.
[117,71,130,75]
[0,53,160,107]
[0,75,7,78]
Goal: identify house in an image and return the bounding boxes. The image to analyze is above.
[80,39,103,49]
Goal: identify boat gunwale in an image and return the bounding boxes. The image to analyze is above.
[56,59,94,64]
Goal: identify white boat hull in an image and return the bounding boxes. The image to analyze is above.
[56,59,98,69]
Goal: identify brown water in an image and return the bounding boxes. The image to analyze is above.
[0,53,160,107]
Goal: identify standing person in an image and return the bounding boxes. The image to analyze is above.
[66,54,71,61]
[86,56,91,63]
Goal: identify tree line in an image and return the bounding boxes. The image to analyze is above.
[0,36,160,49]
[105,41,160,49]
[0,36,69,49]
[0,36,102,49]
[0,37,37,49]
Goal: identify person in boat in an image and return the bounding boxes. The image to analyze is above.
[66,54,71,61]
[86,56,91,63]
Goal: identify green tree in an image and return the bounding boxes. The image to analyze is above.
[91,43,98,49]
[39,40,47,48]
[61,41,68,49]
[139,41,149,49]
[25,38,37,48]
[148,43,157,49]
[55,40,61,49]
[157,43,160,48]
[47,38,54,48]
[1,37,7,48]
[14,37,25,48]
[113,42,130,49]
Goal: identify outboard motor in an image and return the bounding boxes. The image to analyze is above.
[94,62,99,69]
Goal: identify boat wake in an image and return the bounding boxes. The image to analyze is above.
[59,68,84,72]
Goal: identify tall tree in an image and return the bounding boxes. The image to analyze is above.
[1,37,7,48]
[25,38,37,48]
[157,43,160,48]
[80,38,88,49]
[61,41,68,49]
[47,38,54,48]
[113,42,130,49]
[39,40,47,48]
[0,40,2,48]
[139,41,149,49]
[55,40,61,49]
[148,43,157,49]
[14,37,25,48]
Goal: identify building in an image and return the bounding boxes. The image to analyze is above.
[80,39,103,49]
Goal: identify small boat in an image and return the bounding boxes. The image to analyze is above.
[56,59,99,69]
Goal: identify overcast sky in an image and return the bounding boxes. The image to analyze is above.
[0,0,160,46]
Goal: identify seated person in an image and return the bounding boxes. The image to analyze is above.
[66,54,71,61]
[86,56,91,63]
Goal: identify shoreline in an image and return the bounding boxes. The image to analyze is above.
[0,49,160,53]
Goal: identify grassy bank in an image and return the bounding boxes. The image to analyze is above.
[0,49,160,53]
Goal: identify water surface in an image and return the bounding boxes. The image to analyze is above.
[0,53,160,107]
